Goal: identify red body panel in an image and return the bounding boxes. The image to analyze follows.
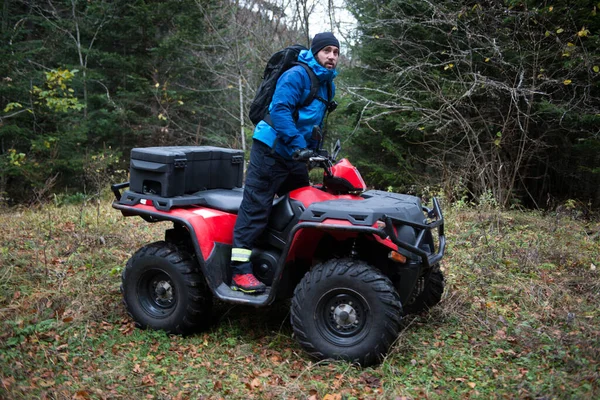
[285,220,399,262]
[123,203,236,260]
[373,234,399,250]
[329,159,367,192]
[284,188,364,261]
[289,186,362,208]
[285,229,325,262]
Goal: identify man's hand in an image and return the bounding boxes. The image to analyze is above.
[292,148,315,161]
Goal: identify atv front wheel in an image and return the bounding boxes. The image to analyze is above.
[121,241,212,334]
[403,264,445,315]
[291,259,402,366]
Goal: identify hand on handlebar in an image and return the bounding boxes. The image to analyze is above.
[292,148,316,161]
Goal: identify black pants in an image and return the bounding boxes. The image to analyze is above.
[232,139,309,274]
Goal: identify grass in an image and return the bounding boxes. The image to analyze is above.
[0,194,599,399]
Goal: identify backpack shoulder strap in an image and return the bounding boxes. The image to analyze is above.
[295,62,320,107]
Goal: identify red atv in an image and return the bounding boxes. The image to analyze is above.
[111,142,445,366]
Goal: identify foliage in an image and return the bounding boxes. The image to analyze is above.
[31,68,84,113]
[344,0,600,207]
[1,0,599,209]
[0,0,322,204]
[0,199,598,398]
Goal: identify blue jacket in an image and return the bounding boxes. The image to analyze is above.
[253,49,337,159]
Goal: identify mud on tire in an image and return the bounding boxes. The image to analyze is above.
[291,258,402,367]
[121,241,212,334]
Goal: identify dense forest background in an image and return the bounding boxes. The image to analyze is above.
[1,0,599,209]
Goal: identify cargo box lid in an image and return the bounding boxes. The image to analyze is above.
[172,146,244,161]
[130,147,189,164]
[200,146,244,162]
[130,146,243,163]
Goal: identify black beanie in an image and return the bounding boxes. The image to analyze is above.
[311,32,340,55]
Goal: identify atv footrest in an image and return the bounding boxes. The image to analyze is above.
[214,283,271,305]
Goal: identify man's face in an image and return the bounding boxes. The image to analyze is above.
[316,46,339,70]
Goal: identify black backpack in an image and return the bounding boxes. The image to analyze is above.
[249,44,332,126]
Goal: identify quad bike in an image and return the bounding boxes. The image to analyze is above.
[111,142,446,366]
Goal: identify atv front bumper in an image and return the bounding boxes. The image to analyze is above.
[382,197,445,269]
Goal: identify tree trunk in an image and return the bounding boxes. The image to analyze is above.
[72,0,87,118]
[2,0,8,33]
[238,74,245,152]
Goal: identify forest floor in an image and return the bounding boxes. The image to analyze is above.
[0,194,599,399]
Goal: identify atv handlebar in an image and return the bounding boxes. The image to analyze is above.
[307,156,334,176]
[382,197,445,269]
[308,156,329,164]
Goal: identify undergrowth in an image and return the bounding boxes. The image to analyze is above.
[0,195,598,399]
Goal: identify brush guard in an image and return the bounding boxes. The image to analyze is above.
[382,197,445,269]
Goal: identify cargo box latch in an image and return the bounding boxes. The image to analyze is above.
[174,158,187,168]
[232,155,243,164]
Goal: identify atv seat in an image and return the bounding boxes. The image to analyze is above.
[192,188,244,214]
[194,188,291,215]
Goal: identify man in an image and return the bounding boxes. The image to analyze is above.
[230,32,340,293]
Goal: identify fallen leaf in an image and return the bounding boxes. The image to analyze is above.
[494,329,507,339]
[468,382,476,388]
[72,390,91,400]
[361,373,381,388]
[142,375,155,385]
[250,378,261,389]
[1,377,16,389]
[269,354,282,364]
[214,381,222,390]
[38,379,55,388]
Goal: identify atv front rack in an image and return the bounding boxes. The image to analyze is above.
[382,197,445,269]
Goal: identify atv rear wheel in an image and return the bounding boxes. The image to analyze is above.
[403,264,445,315]
[121,241,212,334]
[291,259,402,366]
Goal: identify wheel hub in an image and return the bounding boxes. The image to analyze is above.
[333,304,358,327]
[153,280,174,306]
[316,290,369,344]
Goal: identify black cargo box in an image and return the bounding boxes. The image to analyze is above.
[129,146,243,197]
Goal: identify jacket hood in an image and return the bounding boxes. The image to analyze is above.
[298,49,338,82]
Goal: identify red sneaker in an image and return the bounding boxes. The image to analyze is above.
[231,273,267,294]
